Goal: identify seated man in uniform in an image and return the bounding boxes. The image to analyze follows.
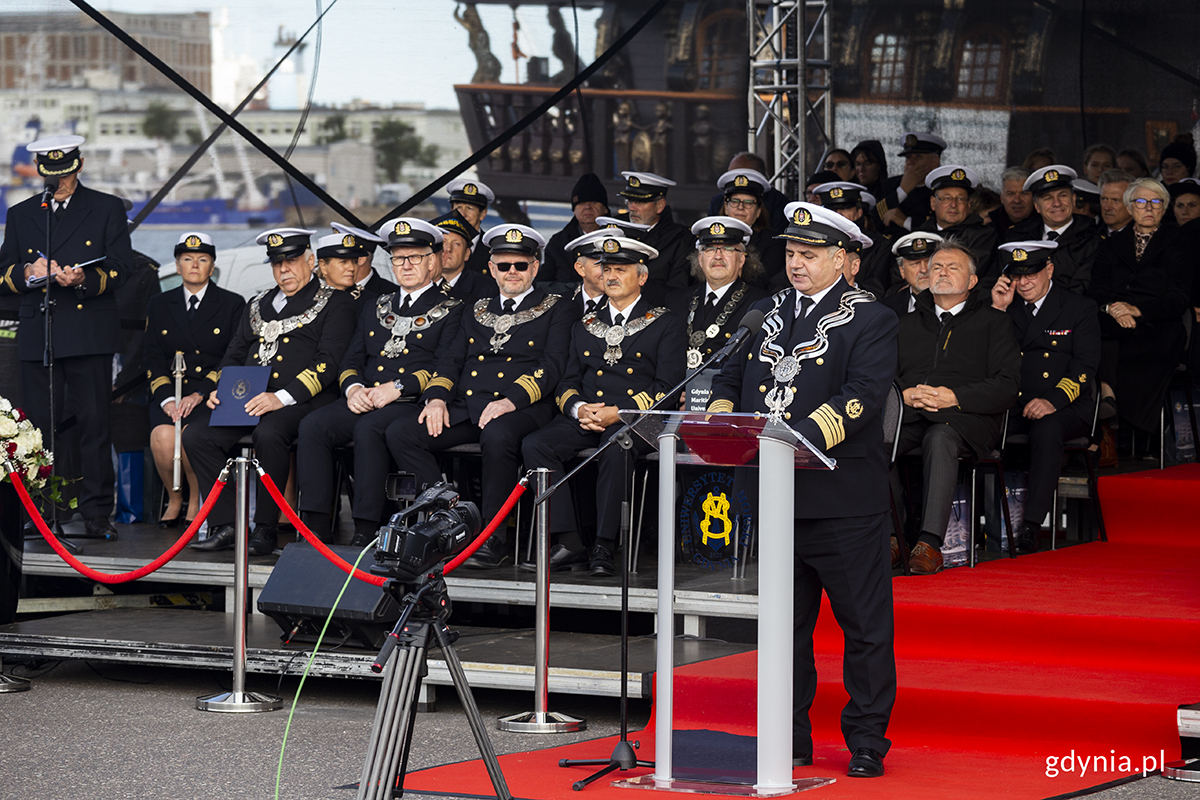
[877,132,946,234]
[916,165,998,282]
[187,228,356,555]
[1003,165,1101,293]
[296,219,465,546]
[991,241,1100,554]
[893,240,1021,575]
[431,212,497,301]
[707,202,899,778]
[562,227,624,317]
[385,224,575,569]
[881,232,943,316]
[617,171,695,306]
[812,181,892,297]
[522,236,684,575]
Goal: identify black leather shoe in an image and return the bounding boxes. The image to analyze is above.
[847,747,884,778]
[589,543,616,577]
[190,524,235,551]
[157,515,183,529]
[248,525,278,556]
[462,538,510,570]
[519,543,589,573]
[792,752,813,767]
[1015,521,1041,555]
[84,516,118,540]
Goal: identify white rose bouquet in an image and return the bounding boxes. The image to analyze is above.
[0,395,72,507]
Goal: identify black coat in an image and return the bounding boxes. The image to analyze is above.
[640,206,696,306]
[1088,224,1192,431]
[566,283,608,318]
[1005,284,1101,412]
[896,290,1022,458]
[543,217,583,285]
[917,214,998,283]
[424,288,575,425]
[338,286,465,398]
[353,270,398,312]
[878,177,933,234]
[709,279,899,519]
[1003,214,1100,294]
[220,277,357,403]
[0,183,133,360]
[436,268,498,303]
[666,278,768,363]
[145,283,245,406]
[881,287,917,318]
[554,297,685,413]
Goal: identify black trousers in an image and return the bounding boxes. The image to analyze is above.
[793,512,895,756]
[296,400,413,527]
[1007,403,1091,523]
[520,415,650,548]
[21,355,114,518]
[183,392,335,528]
[896,421,972,539]
[384,402,556,541]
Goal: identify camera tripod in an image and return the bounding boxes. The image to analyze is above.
[356,576,512,800]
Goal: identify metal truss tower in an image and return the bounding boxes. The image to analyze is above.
[747,0,833,199]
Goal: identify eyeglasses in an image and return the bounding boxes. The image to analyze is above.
[1131,198,1164,208]
[825,159,850,169]
[724,197,759,209]
[390,253,433,266]
[934,194,969,206]
[701,245,743,255]
[493,260,533,272]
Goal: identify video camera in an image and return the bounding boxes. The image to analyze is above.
[371,482,482,583]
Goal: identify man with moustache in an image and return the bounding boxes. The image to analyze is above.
[1003,165,1100,293]
[296,218,465,546]
[881,232,943,316]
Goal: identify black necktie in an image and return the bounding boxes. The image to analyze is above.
[1047,230,1060,241]
[939,310,952,325]
[585,298,597,315]
[796,296,814,319]
[1026,300,1037,317]
[502,298,515,314]
[614,313,625,327]
[704,291,718,314]
[54,201,64,220]
[398,294,412,314]
[187,295,198,320]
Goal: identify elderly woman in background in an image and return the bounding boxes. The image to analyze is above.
[1089,177,1192,454]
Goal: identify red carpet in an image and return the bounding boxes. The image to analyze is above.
[406,466,1200,798]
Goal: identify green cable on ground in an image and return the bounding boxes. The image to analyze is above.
[273,539,378,800]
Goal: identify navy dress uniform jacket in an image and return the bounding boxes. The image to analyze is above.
[144,284,245,406]
[708,279,899,519]
[0,183,133,360]
[338,288,465,398]
[917,214,999,283]
[424,288,575,425]
[640,207,697,306]
[437,269,498,303]
[667,278,768,363]
[896,290,1022,458]
[1006,284,1101,411]
[1003,214,1100,294]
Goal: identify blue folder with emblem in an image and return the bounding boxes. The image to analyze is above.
[210,366,270,427]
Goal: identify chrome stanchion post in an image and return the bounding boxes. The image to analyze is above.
[497,468,584,733]
[196,450,282,713]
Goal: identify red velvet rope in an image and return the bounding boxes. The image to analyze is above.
[8,469,225,584]
[442,480,527,576]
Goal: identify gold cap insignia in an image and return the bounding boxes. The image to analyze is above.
[904,134,918,148]
[1045,169,1059,182]
[951,169,966,181]
[505,228,524,244]
[830,187,844,199]
[845,398,864,419]
[734,175,748,187]
[629,176,641,187]
[463,183,478,195]
[793,208,812,226]
[1012,249,1028,262]
[342,234,356,248]
[185,235,202,248]
[603,238,620,253]
[709,222,726,236]
[47,150,64,160]
[267,233,284,247]
[394,221,411,236]
[914,238,928,252]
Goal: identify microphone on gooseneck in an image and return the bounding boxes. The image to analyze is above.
[712,309,766,365]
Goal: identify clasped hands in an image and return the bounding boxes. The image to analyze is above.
[903,384,958,412]
[1107,301,1140,329]
[207,390,284,416]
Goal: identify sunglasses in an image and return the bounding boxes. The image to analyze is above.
[493,260,533,272]
[825,159,850,169]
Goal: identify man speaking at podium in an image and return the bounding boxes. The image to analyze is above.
[0,135,132,538]
[708,202,898,778]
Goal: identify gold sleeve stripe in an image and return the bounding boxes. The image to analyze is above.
[150,376,171,392]
[707,399,735,413]
[633,391,653,411]
[206,371,220,384]
[1056,378,1081,404]
[429,375,454,391]
[515,374,541,403]
[339,369,358,385]
[413,370,432,392]
[297,369,322,397]
[1,266,16,294]
[96,267,107,295]
[808,403,846,450]
[556,388,580,413]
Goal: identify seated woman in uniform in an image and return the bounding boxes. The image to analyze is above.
[715,168,784,286]
[144,233,244,526]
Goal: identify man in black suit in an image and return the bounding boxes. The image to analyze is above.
[708,202,898,779]
[186,228,356,555]
[330,222,397,304]
[1003,166,1100,293]
[894,240,1022,575]
[385,224,575,569]
[876,132,945,235]
[522,236,684,575]
[880,232,943,317]
[617,171,695,306]
[297,218,465,546]
[0,135,132,537]
[991,241,1101,554]
[430,212,497,301]
[144,232,244,527]
[917,165,998,282]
